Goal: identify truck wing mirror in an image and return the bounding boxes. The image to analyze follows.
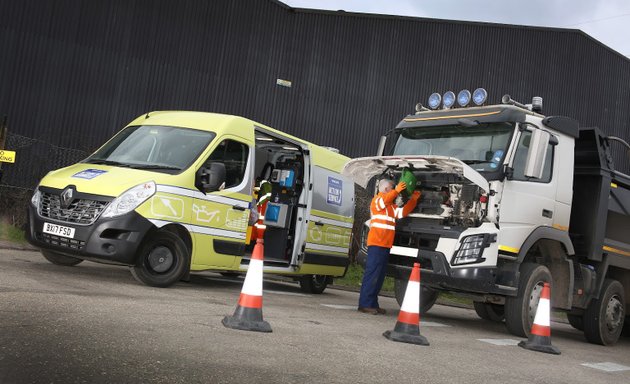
[524,129,550,179]
[196,162,226,193]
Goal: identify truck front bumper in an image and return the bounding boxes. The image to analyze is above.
[358,248,518,296]
[27,204,154,266]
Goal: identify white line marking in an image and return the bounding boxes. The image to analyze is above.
[477,338,521,346]
[421,321,449,327]
[581,362,630,372]
[265,290,311,298]
[321,304,357,310]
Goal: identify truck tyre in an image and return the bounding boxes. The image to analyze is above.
[473,302,505,322]
[505,263,552,337]
[566,313,584,331]
[394,278,438,315]
[583,278,625,345]
[299,275,330,294]
[130,231,189,288]
[41,250,83,266]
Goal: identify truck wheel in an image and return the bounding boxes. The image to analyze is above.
[473,302,505,322]
[130,231,188,288]
[566,313,584,331]
[583,279,625,345]
[505,263,551,337]
[299,275,330,294]
[41,250,83,266]
[394,278,438,315]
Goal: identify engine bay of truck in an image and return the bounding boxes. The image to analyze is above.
[392,169,486,228]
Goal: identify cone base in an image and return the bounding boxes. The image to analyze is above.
[518,337,560,355]
[383,329,430,346]
[222,315,272,333]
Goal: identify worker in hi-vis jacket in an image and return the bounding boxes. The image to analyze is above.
[358,179,420,315]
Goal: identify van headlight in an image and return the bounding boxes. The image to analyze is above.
[31,188,41,208]
[452,233,496,265]
[102,181,156,218]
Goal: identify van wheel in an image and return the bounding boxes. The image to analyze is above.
[473,302,505,322]
[505,263,551,337]
[394,278,438,315]
[130,231,188,288]
[41,250,83,266]
[299,275,330,294]
[583,279,625,345]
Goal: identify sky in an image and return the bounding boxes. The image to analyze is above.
[282,0,630,59]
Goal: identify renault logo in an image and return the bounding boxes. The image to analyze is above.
[60,187,74,208]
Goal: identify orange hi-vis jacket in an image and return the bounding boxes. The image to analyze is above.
[367,189,418,248]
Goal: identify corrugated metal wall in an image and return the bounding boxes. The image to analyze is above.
[1,0,629,189]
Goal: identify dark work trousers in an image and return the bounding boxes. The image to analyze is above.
[358,245,390,309]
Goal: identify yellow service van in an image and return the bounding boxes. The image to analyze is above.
[27,112,354,292]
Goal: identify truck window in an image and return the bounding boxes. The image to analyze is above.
[205,139,249,188]
[511,130,553,182]
[391,122,513,173]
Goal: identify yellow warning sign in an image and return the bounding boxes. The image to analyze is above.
[0,150,15,163]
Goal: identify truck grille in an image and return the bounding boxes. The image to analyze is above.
[39,192,109,225]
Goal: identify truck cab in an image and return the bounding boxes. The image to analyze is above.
[28,112,355,293]
[344,89,629,345]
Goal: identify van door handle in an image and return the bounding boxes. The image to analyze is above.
[542,209,553,218]
[315,221,324,226]
[232,205,246,211]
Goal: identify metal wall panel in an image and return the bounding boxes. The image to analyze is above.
[1,0,629,189]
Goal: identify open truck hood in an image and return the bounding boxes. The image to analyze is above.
[342,155,489,193]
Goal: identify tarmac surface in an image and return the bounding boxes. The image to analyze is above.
[1,247,630,384]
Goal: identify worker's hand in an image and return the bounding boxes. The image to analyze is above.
[395,181,407,193]
[411,191,421,200]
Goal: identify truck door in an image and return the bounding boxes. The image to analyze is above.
[499,129,556,252]
[191,137,253,268]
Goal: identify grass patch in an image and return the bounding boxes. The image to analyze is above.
[335,263,395,293]
[0,221,27,244]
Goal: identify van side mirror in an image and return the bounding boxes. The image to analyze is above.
[196,162,226,193]
[524,129,550,179]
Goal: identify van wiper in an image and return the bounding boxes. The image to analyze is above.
[86,159,131,167]
[128,164,182,171]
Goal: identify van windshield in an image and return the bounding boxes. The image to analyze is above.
[85,125,215,173]
[391,122,514,172]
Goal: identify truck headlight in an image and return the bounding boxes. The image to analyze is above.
[31,188,41,208]
[102,181,156,218]
[452,233,496,265]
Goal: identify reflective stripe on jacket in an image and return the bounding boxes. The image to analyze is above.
[367,189,417,248]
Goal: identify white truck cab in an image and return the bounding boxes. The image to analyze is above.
[344,89,630,345]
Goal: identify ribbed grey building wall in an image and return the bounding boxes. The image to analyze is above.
[1,0,629,189]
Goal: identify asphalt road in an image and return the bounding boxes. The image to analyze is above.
[1,248,629,384]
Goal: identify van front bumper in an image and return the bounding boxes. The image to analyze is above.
[27,204,154,265]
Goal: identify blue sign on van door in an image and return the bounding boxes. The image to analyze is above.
[327,177,342,206]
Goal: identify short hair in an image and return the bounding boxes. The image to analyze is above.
[378,179,394,193]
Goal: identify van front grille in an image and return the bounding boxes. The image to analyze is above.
[39,192,109,225]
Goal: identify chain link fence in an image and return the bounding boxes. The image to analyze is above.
[0,132,89,228]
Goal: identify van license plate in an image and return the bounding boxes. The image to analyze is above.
[43,222,75,239]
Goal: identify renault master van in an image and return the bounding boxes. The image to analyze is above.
[27,112,354,292]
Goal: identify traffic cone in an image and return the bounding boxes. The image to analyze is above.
[222,238,272,332]
[518,282,560,354]
[383,262,429,346]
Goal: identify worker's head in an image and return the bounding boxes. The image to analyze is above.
[378,178,395,193]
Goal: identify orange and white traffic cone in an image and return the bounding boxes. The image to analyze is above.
[383,262,429,346]
[518,282,560,354]
[222,238,272,333]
